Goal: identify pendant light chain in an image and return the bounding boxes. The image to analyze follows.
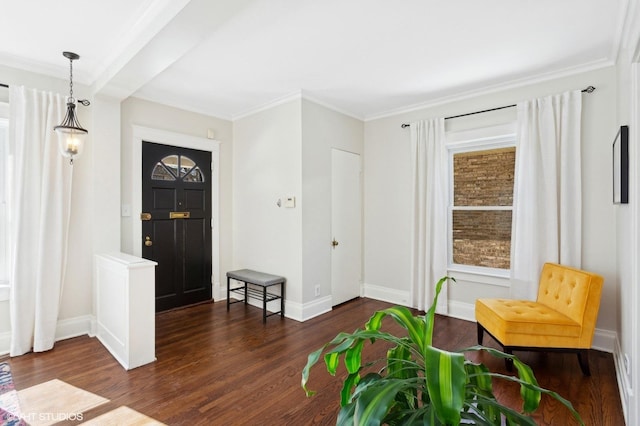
[68,55,75,104]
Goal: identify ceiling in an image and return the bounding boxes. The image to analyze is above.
[0,0,632,120]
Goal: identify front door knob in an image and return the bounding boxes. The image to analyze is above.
[145,236,153,247]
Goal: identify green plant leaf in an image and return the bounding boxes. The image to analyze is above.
[424,345,466,425]
[424,276,454,347]
[387,343,418,380]
[366,306,425,351]
[386,345,420,412]
[460,345,542,412]
[463,394,538,426]
[337,402,357,426]
[483,372,584,425]
[302,329,413,397]
[324,351,340,375]
[351,373,384,399]
[353,378,408,426]
[465,361,492,393]
[512,358,541,413]
[464,362,500,423]
[341,372,361,406]
[301,347,324,396]
[345,339,365,374]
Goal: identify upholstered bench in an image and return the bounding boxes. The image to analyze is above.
[226,269,285,323]
[476,262,604,375]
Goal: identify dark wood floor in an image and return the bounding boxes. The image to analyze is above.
[3,298,624,425]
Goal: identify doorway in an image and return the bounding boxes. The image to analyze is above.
[132,126,221,304]
[330,148,362,306]
[142,142,212,311]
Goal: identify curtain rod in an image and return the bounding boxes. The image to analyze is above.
[400,85,596,128]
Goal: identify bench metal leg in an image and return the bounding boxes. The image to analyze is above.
[226,276,230,311]
[280,282,284,318]
[263,286,267,323]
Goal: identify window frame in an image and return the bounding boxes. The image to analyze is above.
[445,123,517,279]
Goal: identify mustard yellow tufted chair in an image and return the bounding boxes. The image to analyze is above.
[475,263,604,375]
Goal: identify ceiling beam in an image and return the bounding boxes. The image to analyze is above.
[92,0,257,100]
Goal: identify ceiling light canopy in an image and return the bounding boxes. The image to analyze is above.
[54,51,90,165]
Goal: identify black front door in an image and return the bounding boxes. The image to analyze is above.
[142,142,212,312]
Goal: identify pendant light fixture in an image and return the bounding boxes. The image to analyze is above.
[54,51,90,165]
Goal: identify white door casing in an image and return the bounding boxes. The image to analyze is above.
[131,125,221,299]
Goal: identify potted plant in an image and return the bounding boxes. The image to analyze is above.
[302,277,583,425]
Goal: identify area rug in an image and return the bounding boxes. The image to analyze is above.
[81,406,166,425]
[17,379,108,426]
[0,362,26,426]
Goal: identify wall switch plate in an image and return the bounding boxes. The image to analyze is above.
[285,196,296,208]
[314,285,320,297]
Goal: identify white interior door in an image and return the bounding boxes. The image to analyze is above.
[331,148,362,306]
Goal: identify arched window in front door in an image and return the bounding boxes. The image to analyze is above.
[151,154,204,182]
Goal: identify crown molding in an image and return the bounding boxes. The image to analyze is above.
[364,58,614,121]
[231,90,302,121]
[131,92,234,121]
[300,91,364,121]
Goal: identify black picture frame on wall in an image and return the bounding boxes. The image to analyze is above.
[613,125,629,204]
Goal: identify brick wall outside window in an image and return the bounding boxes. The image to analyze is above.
[452,147,515,269]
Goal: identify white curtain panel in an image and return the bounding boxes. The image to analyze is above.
[410,118,448,313]
[8,86,73,356]
[510,90,582,300]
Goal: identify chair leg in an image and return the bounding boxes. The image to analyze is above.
[477,322,484,345]
[504,347,514,372]
[577,350,591,376]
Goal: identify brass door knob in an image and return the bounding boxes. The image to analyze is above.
[332,239,339,247]
[145,236,153,247]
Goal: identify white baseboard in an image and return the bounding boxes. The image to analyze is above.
[362,283,411,306]
[447,300,476,322]
[0,330,10,356]
[286,296,333,322]
[0,315,93,356]
[212,280,222,301]
[54,315,93,341]
[592,328,617,353]
[228,294,333,322]
[613,338,632,422]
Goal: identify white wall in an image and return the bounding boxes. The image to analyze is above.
[232,99,303,308]
[301,99,364,305]
[364,66,619,338]
[120,97,233,285]
[232,98,364,320]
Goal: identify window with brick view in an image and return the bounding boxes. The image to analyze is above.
[452,147,515,269]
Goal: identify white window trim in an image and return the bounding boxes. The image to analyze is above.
[445,123,516,279]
